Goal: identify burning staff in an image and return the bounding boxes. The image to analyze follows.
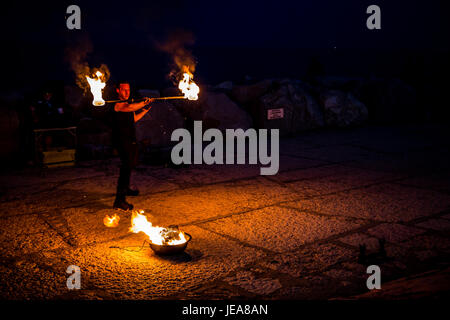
[104,96,187,104]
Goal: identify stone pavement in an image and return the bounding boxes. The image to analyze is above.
[0,124,449,299]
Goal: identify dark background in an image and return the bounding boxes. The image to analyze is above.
[0,0,449,167]
[2,0,449,90]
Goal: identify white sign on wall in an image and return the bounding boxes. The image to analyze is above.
[267,108,284,120]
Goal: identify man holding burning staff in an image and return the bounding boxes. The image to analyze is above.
[112,81,154,211]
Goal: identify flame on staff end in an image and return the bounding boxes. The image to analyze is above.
[103,214,120,228]
[129,210,187,245]
[178,66,199,100]
[86,71,106,106]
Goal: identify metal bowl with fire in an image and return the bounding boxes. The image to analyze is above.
[130,211,191,255]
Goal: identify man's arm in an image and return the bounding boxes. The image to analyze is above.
[134,105,152,122]
[114,98,154,112]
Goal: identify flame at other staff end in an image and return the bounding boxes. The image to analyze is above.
[178,66,199,100]
[86,70,106,106]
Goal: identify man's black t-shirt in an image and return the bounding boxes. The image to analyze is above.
[111,105,136,145]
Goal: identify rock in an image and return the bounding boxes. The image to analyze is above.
[255,80,324,135]
[231,80,273,105]
[319,90,368,127]
[64,85,84,110]
[137,89,160,98]
[214,81,233,91]
[314,76,364,92]
[160,91,253,131]
[135,101,185,147]
[201,92,253,130]
[161,87,181,98]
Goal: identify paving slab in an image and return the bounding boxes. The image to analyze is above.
[346,267,450,299]
[259,243,356,278]
[394,171,450,194]
[56,207,132,246]
[344,147,450,175]
[1,124,449,300]
[202,206,364,253]
[224,271,283,296]
[0,166,105,188]
[285,183,450,222]
[0,214,69,257]
[144,164,260,187]
[284,145,372,163]
[0,260,68,299]
[276,275,338,299]
[366,223,426,243]
[399,234,450,252]
[284,164,402,196]
[337,233,381,251]
[286,127,373,149]
[415,218,450,232]
[134,177,299,226]
[55,225,265,299]
[0,183,117,217]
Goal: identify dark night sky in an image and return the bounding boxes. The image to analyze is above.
[1,0,449,92]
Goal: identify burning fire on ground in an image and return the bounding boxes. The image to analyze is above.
[103,213,120,227]
[103,210,188,246]
[129,210,188,245]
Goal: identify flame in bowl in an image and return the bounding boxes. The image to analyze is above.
[129,211,187,246]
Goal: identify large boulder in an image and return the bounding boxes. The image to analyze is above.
[137,89,160,98]
[313,76,364,93]
[201,92,253,130]
[319,90,368,127]
[160,89,253,131]
[214,81,233,91]
[135,101,185,147]
[231,79,273,105]
[64,85,84,110]
[255,79,325,135]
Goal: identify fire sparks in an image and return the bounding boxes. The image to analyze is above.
[178,67,199,100]
[103,214,120,228]
[86,71,106,106]
[129,210,187,245]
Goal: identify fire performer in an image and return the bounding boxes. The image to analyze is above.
[112,81,154,210]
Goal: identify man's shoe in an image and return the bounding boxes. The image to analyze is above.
[113,199,134,211]
[126,188,140,196]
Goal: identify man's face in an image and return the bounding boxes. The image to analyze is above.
[116,83,130,100]
[44,92,52,101]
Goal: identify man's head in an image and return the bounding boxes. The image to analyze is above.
[116,81,130,100]
[43,92,53,101]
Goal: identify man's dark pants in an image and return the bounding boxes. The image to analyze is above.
[116,140,138,201]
